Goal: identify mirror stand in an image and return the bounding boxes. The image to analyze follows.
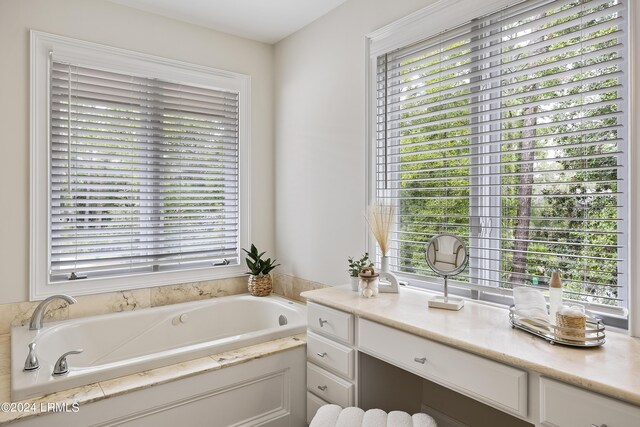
[427,275,464,311]
[425,233,468,311]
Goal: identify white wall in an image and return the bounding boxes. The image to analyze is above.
[0,0,275,303]
[629,0,640,336]
[273,0,436,286]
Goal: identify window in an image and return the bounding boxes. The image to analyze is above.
[370,0,629,318]
[31,32,249,298]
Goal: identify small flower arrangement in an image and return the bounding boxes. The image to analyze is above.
[348,253,373,278]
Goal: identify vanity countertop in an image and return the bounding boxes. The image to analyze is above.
[0,333,306,424]
[301,285,640,406]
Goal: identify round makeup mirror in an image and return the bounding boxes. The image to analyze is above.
[425,233,468,311]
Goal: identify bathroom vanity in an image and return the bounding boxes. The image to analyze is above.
[302,286,640,427]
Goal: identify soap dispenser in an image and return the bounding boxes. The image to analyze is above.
[549,272,563,325]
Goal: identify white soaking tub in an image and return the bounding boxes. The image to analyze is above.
[11,294,306,400]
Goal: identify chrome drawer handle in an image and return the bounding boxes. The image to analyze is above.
[317,385,327,391]
[414,357,427,364]
[316,352,327,358]
[318,318,328,327]
[591,424,607,427]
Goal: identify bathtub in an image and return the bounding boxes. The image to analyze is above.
[11,294,306,400]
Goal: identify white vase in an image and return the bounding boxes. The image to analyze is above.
[381,256,391,272]
[378,255,399,293]
[350,276,360,292]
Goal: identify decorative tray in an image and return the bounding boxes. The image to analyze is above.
[508,305,605,348]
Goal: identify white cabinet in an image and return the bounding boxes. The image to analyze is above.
[304,287,640,427]
[304,300,640,427]
[540,377,640,427]
[307,302,354,345]
[307,362,354,407]
[305,302,356,420]
[307,331,355,379]
[358,318,528,418]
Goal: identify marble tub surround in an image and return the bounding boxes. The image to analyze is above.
[273,273,329,303]
[301,285,640,407]
[0,333,306,424]
[0,335,8,377]
[149,276,247,306]
[0,276,248,335]
[0,274,319,336]
[69,288,151,319]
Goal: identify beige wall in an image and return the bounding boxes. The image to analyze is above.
[0,0,275,303]
[273,0,436,286]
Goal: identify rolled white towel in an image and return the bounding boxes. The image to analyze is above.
[309,404,342,427]
[513,287,549,320]
[412,413,438,427]
[387,410,414,427]
[362,408,388,427]
[335,406,365,427]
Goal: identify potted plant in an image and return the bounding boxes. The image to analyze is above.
[243,244,280,297]
[348,253,373,292]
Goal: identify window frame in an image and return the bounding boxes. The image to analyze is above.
[30,31,251,300]
[365,0,636,330]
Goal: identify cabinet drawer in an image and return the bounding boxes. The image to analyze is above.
[307,391,329,425]
[307,362,354,407]
[358,319,527,417]
[307,302,354,344]
[307,331,355,379]
[540,377,640,427]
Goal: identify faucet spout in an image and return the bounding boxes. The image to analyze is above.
[29,295,76,330]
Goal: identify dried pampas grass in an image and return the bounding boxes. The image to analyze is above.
[367,202,395,256]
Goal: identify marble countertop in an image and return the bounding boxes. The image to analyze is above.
[0,333,305,425]
[301,285,640,406]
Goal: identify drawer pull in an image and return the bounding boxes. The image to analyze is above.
[318,318,328,327]
[316,352,327,358]
[414,357,427,364]
[590,425,607,427]
[317,385,328,391]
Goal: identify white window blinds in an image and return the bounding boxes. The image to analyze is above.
[50,61,240,282]
[375,0,628,309]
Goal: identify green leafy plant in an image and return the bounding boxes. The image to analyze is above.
[348,253,373,277]
[243,244,280,276]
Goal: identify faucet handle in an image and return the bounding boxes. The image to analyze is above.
[23,342,39,371]
[52,349,83,376]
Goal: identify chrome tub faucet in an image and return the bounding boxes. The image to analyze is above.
[24,295,77,372]
[29,294,76,330]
